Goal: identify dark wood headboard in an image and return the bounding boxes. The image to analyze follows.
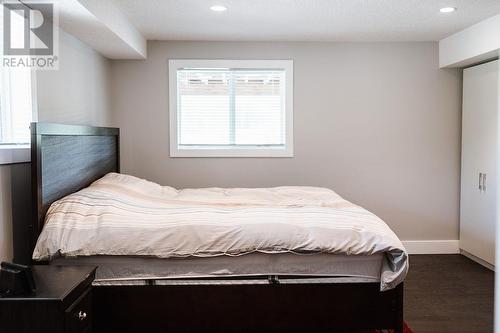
[11,123,120,264]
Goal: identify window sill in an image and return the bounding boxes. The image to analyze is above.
[170,146,294,158]
[0,145,30,164]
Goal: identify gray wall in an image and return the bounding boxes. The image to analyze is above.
[36,30,111,125]
[0,167,12,262]
[111,41,462,241]
[0,29,112,262]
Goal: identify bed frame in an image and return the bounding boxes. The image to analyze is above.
[11,122,404,333]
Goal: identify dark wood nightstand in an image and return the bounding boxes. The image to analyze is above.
[0,265,97,333]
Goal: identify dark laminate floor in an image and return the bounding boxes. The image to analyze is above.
[405,254,494,333]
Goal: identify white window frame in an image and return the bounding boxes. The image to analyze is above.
[0,67,37,164]
[169,59,294,157]
[0,3,37,164]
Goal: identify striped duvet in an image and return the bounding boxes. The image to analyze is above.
[33,173,408,291]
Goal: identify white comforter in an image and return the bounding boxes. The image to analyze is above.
[33,173,408,290]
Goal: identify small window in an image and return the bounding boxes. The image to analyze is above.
[169,60,293,157]
[0,7,35,164]
[0,66,33,145]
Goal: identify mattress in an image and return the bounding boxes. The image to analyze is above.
[51,253,384,285]
[34,173,408,290]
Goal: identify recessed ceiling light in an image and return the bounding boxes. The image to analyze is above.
[210,5,227,12]
[440,7,457,13]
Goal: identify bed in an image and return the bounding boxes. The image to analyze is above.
[11,122,407,333]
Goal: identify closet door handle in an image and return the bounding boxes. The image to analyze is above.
[483,173,487,191]
[479,173,483,191]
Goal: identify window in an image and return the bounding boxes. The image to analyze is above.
[169,60,293,157]
[0,5,35,164]
[0,65,33,145]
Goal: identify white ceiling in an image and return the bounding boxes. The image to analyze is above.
[24,0,147,58]
[113,0,500,42]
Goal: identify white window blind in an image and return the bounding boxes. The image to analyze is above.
[0,66,33,144]
[0,8,33,145]
[170,60,293,157]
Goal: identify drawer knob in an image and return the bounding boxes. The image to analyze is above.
[77,311,87,321]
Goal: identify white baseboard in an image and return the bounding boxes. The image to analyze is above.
[460,249,495,271]
[402,240,460,254]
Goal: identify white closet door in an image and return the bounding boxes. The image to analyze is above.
[460,60,498,266]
